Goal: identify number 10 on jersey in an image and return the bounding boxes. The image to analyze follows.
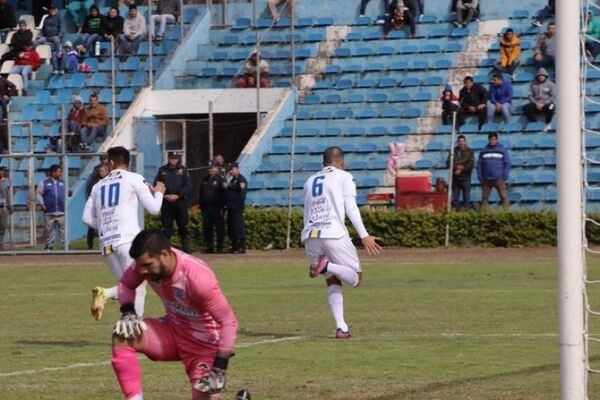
[100,183,120,208]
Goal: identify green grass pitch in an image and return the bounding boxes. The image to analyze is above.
[2,249,600,399]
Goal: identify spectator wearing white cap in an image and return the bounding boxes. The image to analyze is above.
[51,41,78,74]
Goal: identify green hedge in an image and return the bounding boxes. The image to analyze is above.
[145,208,600,249]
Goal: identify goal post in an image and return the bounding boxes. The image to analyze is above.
[557,0,586,398]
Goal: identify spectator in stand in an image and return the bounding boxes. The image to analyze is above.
[0,0,16,37]
[2,20,33,62]
[67,0,95,30]
[496,28,521,76]
[454,0,478,28]
[151,0,180,40]
[237,52,270,88]
[477,133,510,210]
[118,4,147,55]
[33,4,62,51]
[36,164,67,250]
[533,22,556,69]
[77,5,104,55]
[80,93,109,150]
[359,0,390,24]
[532,0,554,27]
[440,84,459,125]
[0,165,14,250]
[448,135,474,210]
[66,95,85,150]
[0,75,16,120]
[9,42,41,96]
[51,40,78,75]
[586,11,600,63]
[383,0,417,39]
[457,75,488,130]
[267,0,294,22]
[102,7,124,50]
[85,162,109,249]
[523,68,555,132]
[487,73,512,124]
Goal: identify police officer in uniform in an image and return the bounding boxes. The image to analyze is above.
[226,162,247,254]
[154,152,192,252]
[199,162,227,253]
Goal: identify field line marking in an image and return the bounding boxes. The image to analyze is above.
[0,336,308,378]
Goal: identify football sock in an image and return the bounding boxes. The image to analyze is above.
[328,285,349,332]
[106,286,118,300]
[326,262,359,287]
[111,346,143,400]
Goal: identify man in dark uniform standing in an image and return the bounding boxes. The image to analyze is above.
[226,162,247,254]
[199,163,226,253]
[154,152,192,252]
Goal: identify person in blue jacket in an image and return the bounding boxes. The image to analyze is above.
[35,164,66,250]
[487,72,513,124]
[477,133,511,210]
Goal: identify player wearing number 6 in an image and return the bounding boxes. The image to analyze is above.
[82,146,166,320]
[302,146,382,339]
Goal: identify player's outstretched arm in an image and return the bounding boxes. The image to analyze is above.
[361,236,382,255]
[81,195,97,228]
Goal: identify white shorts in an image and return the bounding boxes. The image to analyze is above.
[303,236,361,274]
[104,242,134,279]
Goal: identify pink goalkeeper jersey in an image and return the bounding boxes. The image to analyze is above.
[119,249,238,352]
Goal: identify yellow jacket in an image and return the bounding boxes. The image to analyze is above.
[500,35,521,67]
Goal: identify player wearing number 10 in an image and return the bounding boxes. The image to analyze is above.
[302,146,382,338]
[82,146,166,320]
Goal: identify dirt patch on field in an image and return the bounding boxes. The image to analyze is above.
[0,247,560,267]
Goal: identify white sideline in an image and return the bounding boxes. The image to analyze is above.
[0,336,308,378]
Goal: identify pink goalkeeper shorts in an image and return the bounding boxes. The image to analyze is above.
[142,317,220,384]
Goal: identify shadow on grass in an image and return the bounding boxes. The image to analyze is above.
[15,340,98,347]
[368,355,600,400]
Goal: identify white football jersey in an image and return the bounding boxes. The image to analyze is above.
[301,166,359,242]
[82,168,163,251]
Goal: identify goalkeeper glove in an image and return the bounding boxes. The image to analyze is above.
[193,356,229,394]
[113,303,147,339]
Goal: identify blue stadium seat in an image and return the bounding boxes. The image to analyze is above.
[118,88,135,102]
[347,93,364,103]
[233,18,252,30]
[123,56,141,71]
[347,126,366,136]
[89,72,108,87]
[33,90,50,104]
[324,93,342,103]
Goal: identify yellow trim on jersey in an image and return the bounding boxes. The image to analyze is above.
[309,229,321,239]
[101,245,113,257]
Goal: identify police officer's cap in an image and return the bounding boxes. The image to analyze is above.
[228,161,239,170]
[168,151,181,159]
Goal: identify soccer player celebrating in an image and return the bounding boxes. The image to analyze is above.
[111,229,238,400]
[82,146,166,319]
[302,146,382,339]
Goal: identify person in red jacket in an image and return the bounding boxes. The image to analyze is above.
[9,42,41,96]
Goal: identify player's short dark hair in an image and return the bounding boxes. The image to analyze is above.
[323,146,344,165]
[49,164,61,174]
[488,132,498,139]
[457,134,466,141]
[129,229,171,259]
[492,72,503,81]
[463,76,473,83]
[107,146,130,166]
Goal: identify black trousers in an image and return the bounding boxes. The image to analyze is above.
[87,227,95,249]
[457,106,487,129]
[523,102,554,124]
[161,201,189,240]
[227,209,246,250]
[202,207,224,251]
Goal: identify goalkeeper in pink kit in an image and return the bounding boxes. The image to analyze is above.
[111,229,238,400]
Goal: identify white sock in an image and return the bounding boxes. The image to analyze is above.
[326,262,359,287]
[134,283,146,317]
[328,285,348,332]
[127,394,143,400]
[105,286,118,300]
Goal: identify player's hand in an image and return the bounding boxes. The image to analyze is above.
[153,181,166,194]
[113,305,147,339]
[362,236,382,255]
[194,367,226,394]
